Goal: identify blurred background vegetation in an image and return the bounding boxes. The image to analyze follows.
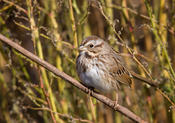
[0,0,175,123]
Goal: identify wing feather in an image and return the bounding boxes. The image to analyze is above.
[108,51,133,87]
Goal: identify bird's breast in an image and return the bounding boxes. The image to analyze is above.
[78,58,114,93]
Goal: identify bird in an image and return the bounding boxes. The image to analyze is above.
[76,35,134,107]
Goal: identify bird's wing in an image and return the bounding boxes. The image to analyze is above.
[108,51,133,87]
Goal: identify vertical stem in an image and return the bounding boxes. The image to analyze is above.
[69,0,78,56]
[26,0,61,122]
[106,0,114,37]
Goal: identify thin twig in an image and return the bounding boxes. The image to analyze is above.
[2,0,27,14]
[25,106,93,123]
[39,70,57,123]
[0,34,147,123]
[107,4,174,35]
[130,71,158,87]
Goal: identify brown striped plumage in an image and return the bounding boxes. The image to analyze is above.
[76,36,133,94]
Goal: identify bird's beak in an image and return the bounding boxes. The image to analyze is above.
[78,45,86,52]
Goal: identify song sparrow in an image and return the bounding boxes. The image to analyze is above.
[76,35,133,105]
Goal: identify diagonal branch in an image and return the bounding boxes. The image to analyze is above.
[131,71,158,87]
[0,33,147,123]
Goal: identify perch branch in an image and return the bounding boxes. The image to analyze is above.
[0,33,147,123]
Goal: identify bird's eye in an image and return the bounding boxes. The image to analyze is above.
[89,44,94,48]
